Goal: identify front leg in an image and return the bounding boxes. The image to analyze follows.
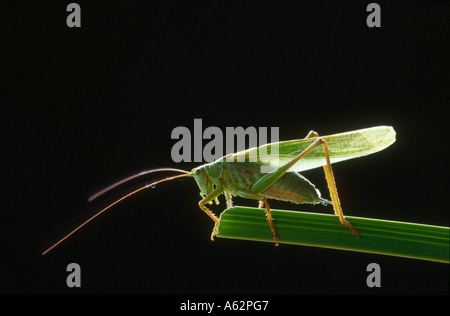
[198,186,224,241]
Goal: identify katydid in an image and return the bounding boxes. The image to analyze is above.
[42,126,396,254]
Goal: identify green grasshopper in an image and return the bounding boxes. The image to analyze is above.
[42,126,395,254]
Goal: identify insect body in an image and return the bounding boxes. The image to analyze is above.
[192,155,329,244]
[42,126,396,254]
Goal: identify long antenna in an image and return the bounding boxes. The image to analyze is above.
[42,169,191,255]
[88,168,191,202]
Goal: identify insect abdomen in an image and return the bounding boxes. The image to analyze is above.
[260,172,324,204]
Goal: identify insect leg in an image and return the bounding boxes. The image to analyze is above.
[304,130,320,139]
[252,137,325,194]
[262,198,279,246]
[198,187,224,241]
[224,190,234,209]
[229,190,279,244]
[252,134,359,238]
[306,135,359,238]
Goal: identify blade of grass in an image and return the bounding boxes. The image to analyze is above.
[216,206,449,263]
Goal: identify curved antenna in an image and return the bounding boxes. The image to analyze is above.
[42,170,191,255]
[88,168,190,202]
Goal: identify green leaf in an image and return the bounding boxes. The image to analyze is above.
[216,206,449,263]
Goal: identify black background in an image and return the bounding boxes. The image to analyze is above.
[2,0,449,304]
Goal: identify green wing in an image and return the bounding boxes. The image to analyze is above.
[225,126,396,173]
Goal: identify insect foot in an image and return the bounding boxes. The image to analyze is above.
[273,235,280,247]
[211,224,219,241]
[342,219,360,239]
